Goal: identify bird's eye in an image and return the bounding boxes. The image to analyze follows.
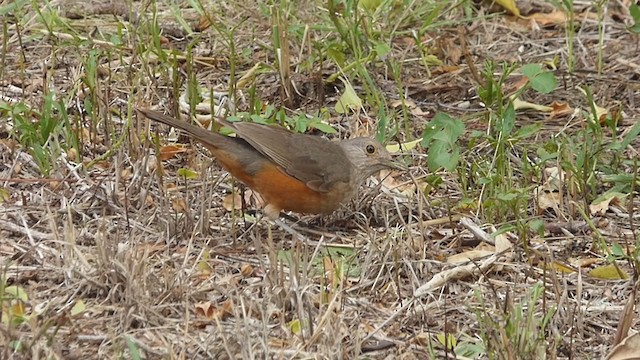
[365,144,376,154]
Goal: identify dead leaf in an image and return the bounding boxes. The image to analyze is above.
[447,249,494,264]
[605,331,640,360]
[529,10,567,26]
[240,264,254,277]
[512,97,553,112]
[590,192,625,215]
[574,257,599,268]
[548,101,573,118]
[503,76,529,94]
[159,144,188,161]
[380,169,420,197]
[495,233,513,253]
[195,300,233,321]
[171,196,187,213]
[195,302,215,319]
[195,15,211,32]
[535,185,561,215]
[222,193,243,212]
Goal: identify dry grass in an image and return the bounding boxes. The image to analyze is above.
[1,0,640,359]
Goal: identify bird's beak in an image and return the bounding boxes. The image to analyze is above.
[384,157,407,171]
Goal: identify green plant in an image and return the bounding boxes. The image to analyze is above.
[468,61,555,223]
[420,112,464,172]
[227,104,337,135]
[630,3,640,33]
[3,94,79,175]
[475,283,557,359]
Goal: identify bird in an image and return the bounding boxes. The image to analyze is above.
[137,108,404,220]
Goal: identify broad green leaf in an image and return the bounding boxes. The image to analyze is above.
[373,42,391,59]
[530,71,556,94]
[611,120,640,150]
[308,121,337,134]
[522,64,556,94]
[502,102,515,136]
[125,336,143,360]
[512,123,542,140]
[521,64,542,78]
[611,243,625,257]
[3,286,28,302]
[335,79,362,114]
[177,168,199,180]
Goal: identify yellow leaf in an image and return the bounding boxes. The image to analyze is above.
[177,167,199,180]
[386,138,421,153]
[589,264,629,280]
[359,0,382,11]
[495,0,520,16]
[289,318,301,335]
[436,332,457,350]
[71,300,86,316]
[0,187,10,202]
[545,261,575,274]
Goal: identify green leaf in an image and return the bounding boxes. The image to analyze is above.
[630,4,640,22]
[522,64,556,94]
[436,332,457,350]
[502,102,515,136]
[335,79,362,114]
[611,120,640,150]
[611,243,625,257]
[308,121,337,134]
[385,138,422,153]
[421,113,464,171]
[454,341,485,357]
[496,191,519,201]
[125,336,143,360]
[589,264,628,280]
[359,0,383,11]
[512,123,542,140]
[528,219,545,235]
[373,42,391,59]
[3,286,28,302]
[521,64,542,78]
[0,0,29,16]
[327,43,345,67]
[71,300,86,316]
[177,168,199,180]
[428,141,459,171]
[530,71,556,94]
[423,54,443,66]
[289,318,301,334]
